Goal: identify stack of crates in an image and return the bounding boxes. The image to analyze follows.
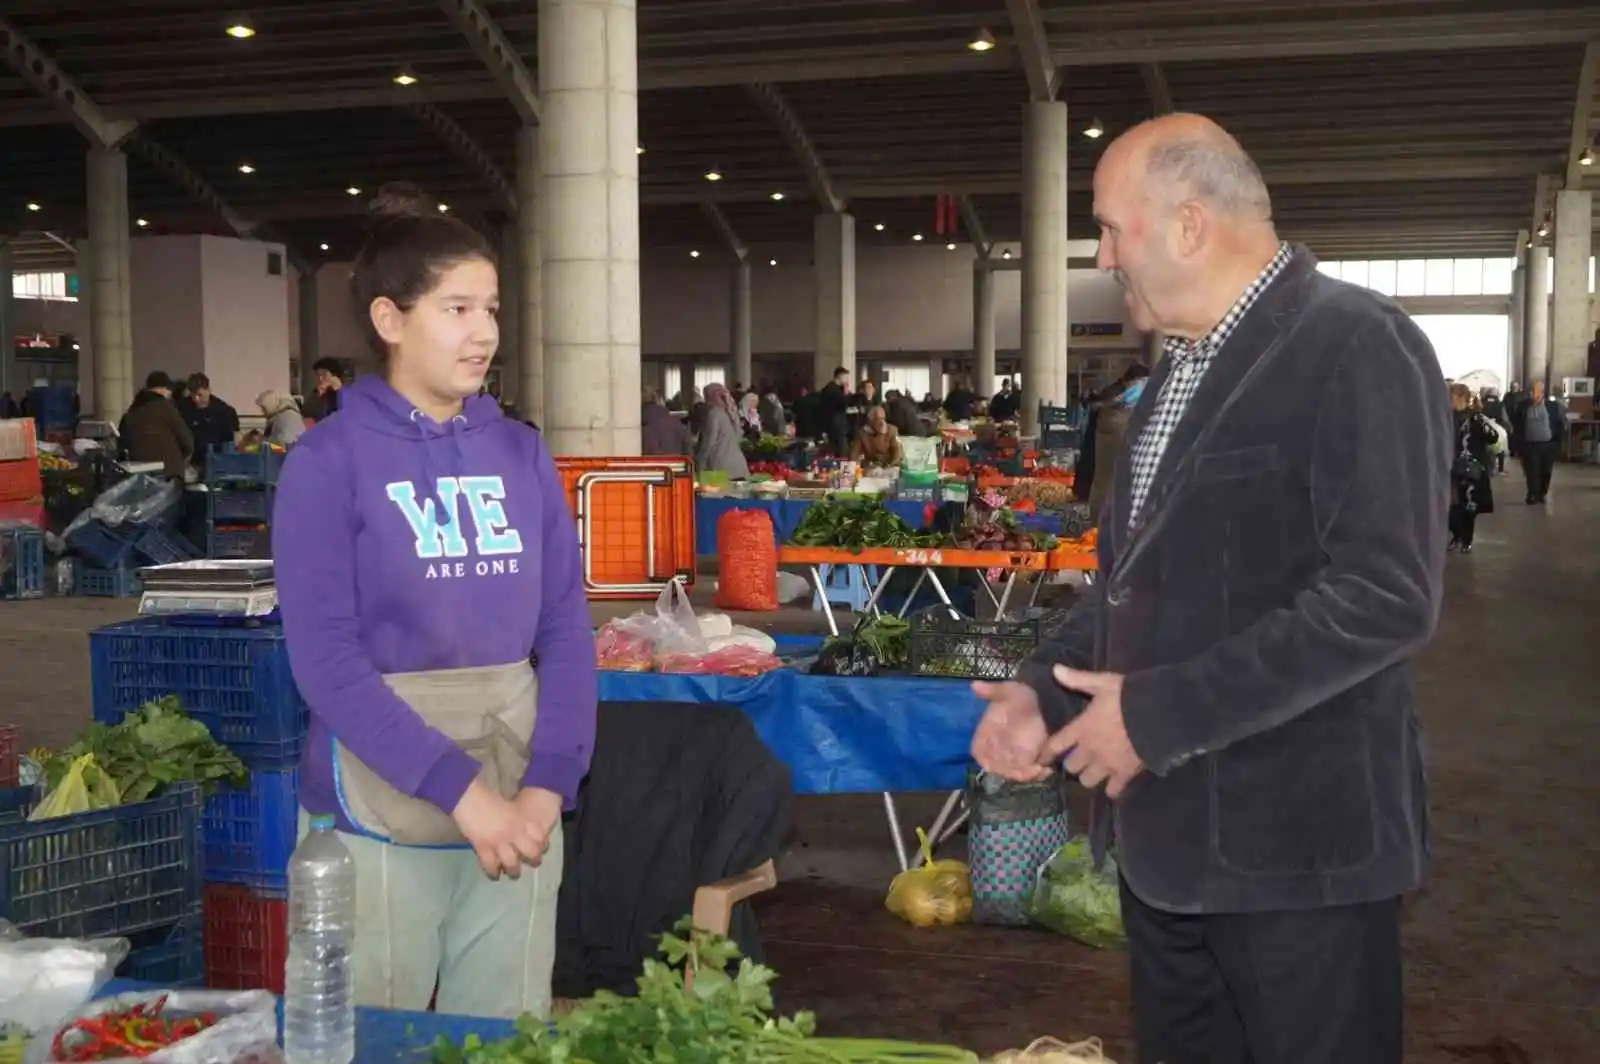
[205,446,283,560]
[89,617,307,993]
[0,418,43,520]
[0,778,205,985]
[68,521,200,598]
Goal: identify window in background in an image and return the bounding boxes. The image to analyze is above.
[1339,261,1370,289]
[1367,260,1399,295]
[881,364,932,401]
[1409,314,1510,384]
[991,373,1019,397]
[1451,258,1483,296]
[1481,258,1514,296]
[1316,261,1341,279]
[693,364,730,393]
[11,272,74,301]
[1395,260,1427,296]
[1423,259,1455,296]
[661,365,682,401]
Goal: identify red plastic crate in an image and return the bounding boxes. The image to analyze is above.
[0,725,16,788]
[0,459,41,505]
[203,883,286,994]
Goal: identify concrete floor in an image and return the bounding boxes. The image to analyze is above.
[2,466,1597,1061]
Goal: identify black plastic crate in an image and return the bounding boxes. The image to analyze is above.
[205,446,284,486]
[133,523,200,565]
[207,526,271,560]
[0,783,203,940]
[118,910,206,987]
[208,488,274,524]
[73,564,143,598]
[67,520,139,569]
[909,610,1040,681]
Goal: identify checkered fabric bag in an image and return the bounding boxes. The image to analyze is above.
[966,769,1071,926]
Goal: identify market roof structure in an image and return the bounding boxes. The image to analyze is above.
[1,1,1597,270]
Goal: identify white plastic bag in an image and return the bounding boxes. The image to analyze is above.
[23,990,280,1064]
[609,578,706,659]
[0,923,128,1057]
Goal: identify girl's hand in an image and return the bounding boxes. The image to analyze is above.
[512,787,564,864]
[451,779,548,879]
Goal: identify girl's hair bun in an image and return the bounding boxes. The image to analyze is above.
[367,182,436,226]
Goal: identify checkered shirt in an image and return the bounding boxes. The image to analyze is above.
[1124,242,1293,526]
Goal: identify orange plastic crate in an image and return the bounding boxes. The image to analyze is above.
[555,458,697,599]
[0,459,42,504]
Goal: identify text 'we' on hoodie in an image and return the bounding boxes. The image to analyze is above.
[272,375,597,830]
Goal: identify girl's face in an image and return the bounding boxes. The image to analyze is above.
[373,256,500,410]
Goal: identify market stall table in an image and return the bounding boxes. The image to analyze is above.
[693,495,930,555]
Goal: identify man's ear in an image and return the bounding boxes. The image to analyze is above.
[1173,200,1208,260]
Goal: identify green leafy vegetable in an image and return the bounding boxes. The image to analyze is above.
[429,921,976,1064]
[44,696,249,803]
[790,498,939,550]
[1026,838,1126,949]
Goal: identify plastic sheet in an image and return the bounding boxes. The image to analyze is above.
[0,923,128,1059]
[597,657,985,794]
[60,475,182,544]
[23,989,278,1064]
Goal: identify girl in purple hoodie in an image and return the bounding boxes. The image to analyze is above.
[272,184,596,1019]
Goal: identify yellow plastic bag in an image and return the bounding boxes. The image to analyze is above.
[28,754,120,821]
[886,828,973,927]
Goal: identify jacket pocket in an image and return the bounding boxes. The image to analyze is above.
[1194,444,1282,482]
[1210,704,1377,876]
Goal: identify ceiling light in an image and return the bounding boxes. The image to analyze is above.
[946,242,957,250]
[1084,118,1105,139]
[225,23,255,39]
[345,186,361,196]
[636,145,645,155]
[136,218,149,228]
[912,233,923,242]
[873,223,885,232]
[690,250,701,258]
[704,168,722,182]
[25,201,40,212]
[1582,148,1595,167]
[1001,248,1012,259]
[238,163,255,174]
[768,258,777,266]
[967,28,996,52]
[770,191,785,201]
[437,203,449,213]
[393,69,418,86]
[319,243,330,251]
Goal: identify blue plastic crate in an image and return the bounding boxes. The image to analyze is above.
[0,783,203,939]
[206,446,285,486]
[67,520,138,569]
[207,527,271,560]
[133,523,200,565]
[1,526,45,600]
[0,785,36,819]
[203,768,297,893]
[118,910,205,987]
[89,619,307,766]
[73,564,143,598]
[208,487,274,524]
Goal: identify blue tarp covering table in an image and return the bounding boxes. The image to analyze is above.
[693,496,930,555]
[597,635,984,795]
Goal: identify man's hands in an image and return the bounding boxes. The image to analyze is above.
[970,667,1146,799]
[451,779,562,880]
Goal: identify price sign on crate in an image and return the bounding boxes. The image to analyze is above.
[897,548,944,566]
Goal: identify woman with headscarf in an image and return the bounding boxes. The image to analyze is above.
[694,382,750,478]
[737,392,763,441]
[256,389,307,447]
[757,389,786,437]
[1085,366,1149,520]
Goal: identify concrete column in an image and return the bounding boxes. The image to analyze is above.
[495,219,522,410]
[539,0,639,454]
[514,125,544,426]
[972,259,996,395]
[297,269,320,400]
[813,212,856,385]
[87,147,134,421]
[1020,100,1069,433]
[1549,190,1593,392]
[1524,246,1551,388]
[0,239,12,398]
[1508,264,1525,389]
[927,356,944,399]
[730,259,752,390]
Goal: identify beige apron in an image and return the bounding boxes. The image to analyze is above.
[334,660,537,846]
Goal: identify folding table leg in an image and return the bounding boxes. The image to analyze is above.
[882,791,912,872]
[807,565,839,636]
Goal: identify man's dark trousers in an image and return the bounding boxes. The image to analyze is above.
[1519,441,1558,500]
[1121,879,1402,1064]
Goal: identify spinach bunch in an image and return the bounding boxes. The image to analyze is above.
[44,696,249,803]
[789,498,939,550]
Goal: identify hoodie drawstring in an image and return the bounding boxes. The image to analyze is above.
[412,409,472,528]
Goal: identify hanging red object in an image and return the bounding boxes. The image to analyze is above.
[933,195,945,235]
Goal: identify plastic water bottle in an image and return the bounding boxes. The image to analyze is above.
[284,814,356,1064]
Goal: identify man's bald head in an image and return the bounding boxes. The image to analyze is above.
[1106,114,1272,222]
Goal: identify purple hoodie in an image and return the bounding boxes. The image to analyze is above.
[272,376,596,830]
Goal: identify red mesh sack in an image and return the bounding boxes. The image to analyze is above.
[714,508,779,611]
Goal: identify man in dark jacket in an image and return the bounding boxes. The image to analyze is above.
[1508,378,1564,503]
[178,372,240,472]
[971,115,1449,1064]
[306,357,345,422]
[988,378,1021,422]
[816,366,852,455]
[119,371,195,478]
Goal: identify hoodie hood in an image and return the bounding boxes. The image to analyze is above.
[340,374,506,439]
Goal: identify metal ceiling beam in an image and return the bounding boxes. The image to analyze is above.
[1566,40,1600,187]
[957,195,991,255]
[745,83,844,213]
[402,98,518,215]
[0,17,136,147]
[1004,0,1059,102]
[437,0,540,126]
[1140,63,1175,116]
[126,136,258,237]
[700,202,747,260]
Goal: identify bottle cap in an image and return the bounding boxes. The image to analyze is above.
[309,814,336,831]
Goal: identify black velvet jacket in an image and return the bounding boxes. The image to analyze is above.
[1017,246,1451,914]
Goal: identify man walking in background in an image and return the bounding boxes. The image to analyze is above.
[1509,379,1564,504]
[970,114,1450,1064]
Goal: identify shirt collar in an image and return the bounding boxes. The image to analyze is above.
[1162,242,1293,366]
